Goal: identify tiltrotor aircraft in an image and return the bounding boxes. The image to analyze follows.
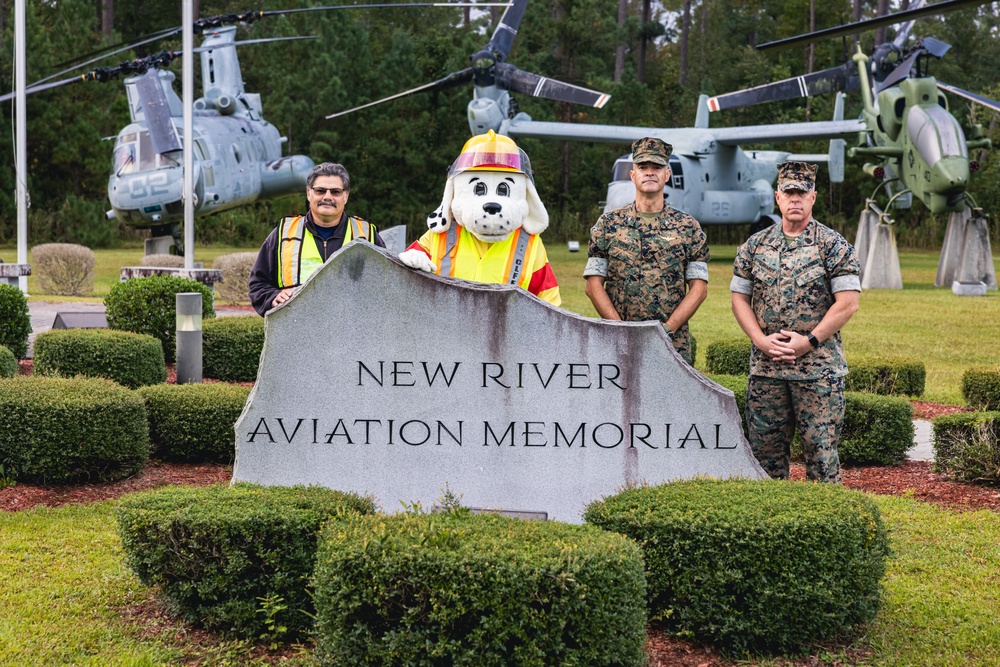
[706,0,998,215]
[328,0,866,230]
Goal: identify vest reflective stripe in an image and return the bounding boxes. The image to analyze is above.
[429,225,538,289]
[278,216,307,288]
[277,215,374,287]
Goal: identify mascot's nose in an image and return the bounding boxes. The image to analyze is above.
[482,202,502,215]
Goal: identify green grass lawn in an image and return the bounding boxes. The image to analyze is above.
[2,495,998,666]
[3,242,998,401]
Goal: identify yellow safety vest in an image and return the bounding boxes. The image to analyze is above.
[428,224,539,290]
[277,215,374,288]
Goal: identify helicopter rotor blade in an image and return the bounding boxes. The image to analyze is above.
[921,36,952,58]
[876,49,921,92]
[937,81,1000,114]
[134,70,182,155]
[487,0,529,60]
[325,68,475,119]
[0,75,85,104]
[191,35,319,53]
[706,64,857,112]
[757,0,992,51]
[263,2,512,18]
[494,63,610,108]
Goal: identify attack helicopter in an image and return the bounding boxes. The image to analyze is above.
[6,3,510,252]
[327,0,865,231]
[705,0,998,215]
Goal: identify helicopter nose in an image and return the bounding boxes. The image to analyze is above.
[483,202,502,215]
[930,156,969,195]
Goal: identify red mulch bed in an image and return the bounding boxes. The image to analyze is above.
[2,370,994,665]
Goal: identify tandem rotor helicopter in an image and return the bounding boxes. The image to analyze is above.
[328,0,866,232]
[5,3,510,252]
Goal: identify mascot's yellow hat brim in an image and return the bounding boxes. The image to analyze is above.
[448,130,533,180]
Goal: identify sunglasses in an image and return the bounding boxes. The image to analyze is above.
[311,187,346,197]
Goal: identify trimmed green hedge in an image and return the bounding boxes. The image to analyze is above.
[0,284,31,359]
[962,366,1000,411]
[33,328,166,388]
[845,357,925,397]
[116,484,376,640]
[137,383,250,462]
[203,316,264,382]
[840,392,914,465]
[705,374,913,466]
[0,376,148,483]
[585,479,889,654]
[704,338,751,376]
[313,511,647,667]
[0,345,17,378]
[105,275,215,363]
[932,412,1000,484]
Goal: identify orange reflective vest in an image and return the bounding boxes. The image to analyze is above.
[276,215,374,288]
[428,224,539,289]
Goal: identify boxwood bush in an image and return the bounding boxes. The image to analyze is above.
[203,316,264,382]
[0,345,17,378]
[33,328,166,388]
[585,479,889,654]
[932,412,1000,484]
[840,393,914,465]
[845,357,925,397]
[105,275,215,362]
[0,376,148,483]
[116,484,376,640]
[0,283,31,359]
[961,366,1000,410]
[137,383,250,462]
[313,511,647,667]
[704,338,751,376]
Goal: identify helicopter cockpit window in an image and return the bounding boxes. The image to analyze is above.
[113,143,137,175]
[908,105,967,167]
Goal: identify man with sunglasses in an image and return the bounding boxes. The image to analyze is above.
[249,162,385,315]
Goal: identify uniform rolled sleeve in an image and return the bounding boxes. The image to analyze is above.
[831,274,862,292]
[584,257,609,277]
[686,260,709,282]
[730,275,753,295]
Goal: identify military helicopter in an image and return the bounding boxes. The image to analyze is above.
[6,3,510,252]
[705,0,998,215]
[327,0,865,231]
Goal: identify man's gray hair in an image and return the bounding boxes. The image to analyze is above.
[307,162,350,191]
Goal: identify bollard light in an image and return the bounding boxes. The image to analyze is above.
[176,292,203,384]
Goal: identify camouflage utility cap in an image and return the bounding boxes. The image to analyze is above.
[777,161,818,192]
[632,137,672,166]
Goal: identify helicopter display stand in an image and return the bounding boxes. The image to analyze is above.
[856,203,902,290]
[0,261,31,288]
[935,208,997,291]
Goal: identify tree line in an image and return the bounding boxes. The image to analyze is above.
[0,0,998,249]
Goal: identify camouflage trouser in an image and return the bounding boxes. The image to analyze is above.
[746,375,845,483]
[664,323,693,366]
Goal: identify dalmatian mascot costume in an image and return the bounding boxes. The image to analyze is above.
[398,131,561,306]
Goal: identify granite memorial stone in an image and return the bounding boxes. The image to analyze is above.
[233,242,766,522]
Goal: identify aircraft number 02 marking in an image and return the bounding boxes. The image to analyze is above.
[710,201,731,218]
[128,173,171,199]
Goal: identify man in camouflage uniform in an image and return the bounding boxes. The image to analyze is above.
[584,137,709,364]
[730,162,861,482]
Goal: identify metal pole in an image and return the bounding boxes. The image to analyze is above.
[175,292,202,384]
[182,0,195,269]
[15,0,28,294]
